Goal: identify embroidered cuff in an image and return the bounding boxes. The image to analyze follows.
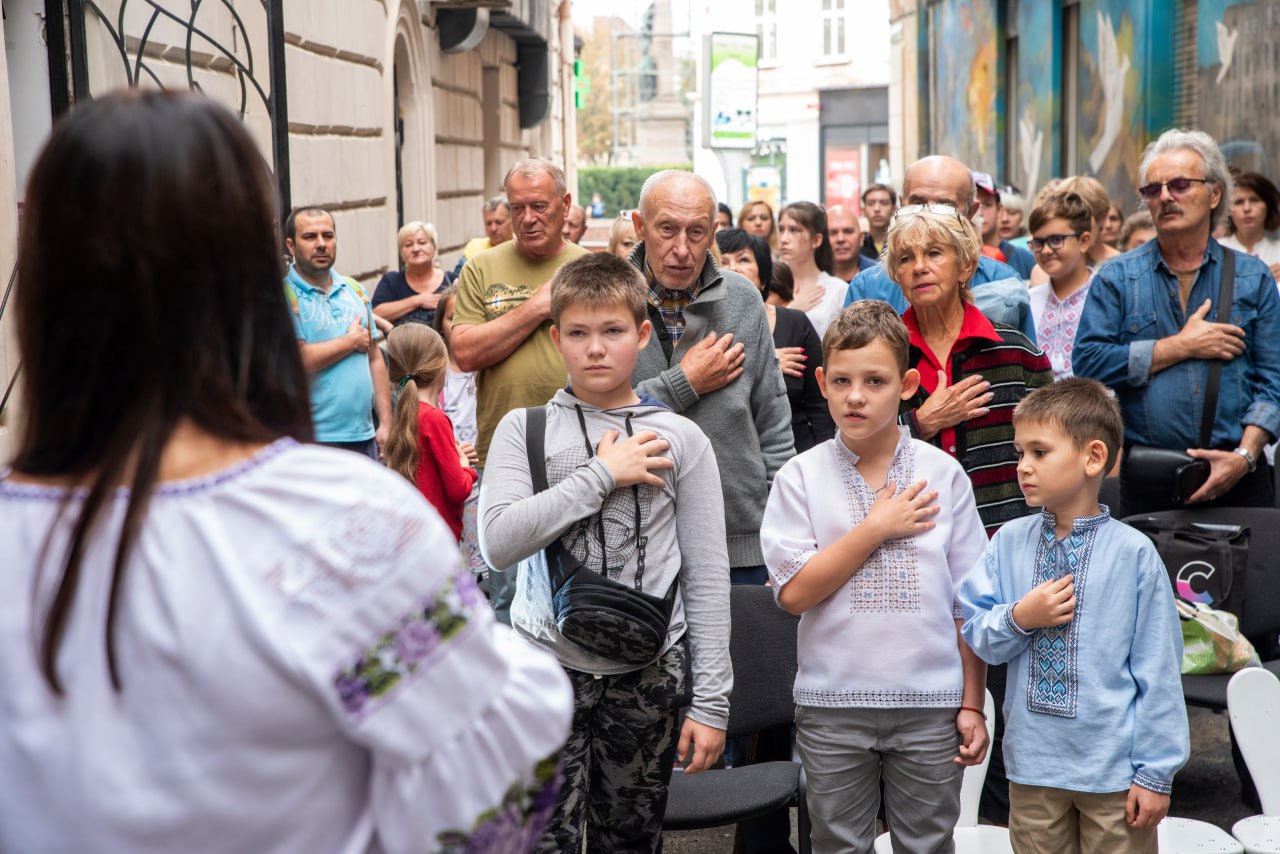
[1004,604,1032,637]
[1133,771,1173,796]
[772,549,817,586]
[1127,339,1155,388]
[952,597,964,620]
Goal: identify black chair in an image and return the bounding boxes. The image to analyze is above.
[1123,506,1280,709]
[1099,476,1121,513]
[663,584,810,852]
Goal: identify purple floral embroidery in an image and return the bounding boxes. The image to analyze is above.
[331,570,479,718]
[393,620,441,664]
[335,675,369,716]
[437,753,565,853]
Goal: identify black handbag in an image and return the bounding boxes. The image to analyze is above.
[1127,517,1249,618]
[525,405,675,667]
[1121,250,1235,508]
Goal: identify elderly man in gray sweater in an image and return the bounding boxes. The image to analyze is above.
[628,171,795,582]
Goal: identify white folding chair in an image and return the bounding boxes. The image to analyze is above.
[873,691,1012,853]
[1158,817,1246,852]
[1227,668,1280,853]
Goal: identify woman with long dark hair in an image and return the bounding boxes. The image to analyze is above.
[717,228,834,453]
[0,90,570,852]
[777,201,846,336]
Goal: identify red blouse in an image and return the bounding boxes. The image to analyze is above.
[414,401,477,541]
[903,302,1003,458]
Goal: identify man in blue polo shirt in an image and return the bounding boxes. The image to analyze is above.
[284,207,390,458]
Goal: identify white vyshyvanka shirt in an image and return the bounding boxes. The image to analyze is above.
[0,441,572,854]
[761,430,989,708]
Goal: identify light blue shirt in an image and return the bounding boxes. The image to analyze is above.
[285,266,376,443]
[1073,238,1280,448]
[958,509,1189,795]
[844,255,1037,342]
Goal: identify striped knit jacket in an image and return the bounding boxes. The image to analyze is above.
[900,322,1053,536]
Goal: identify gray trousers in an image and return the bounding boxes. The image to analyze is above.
[796,705,963,854]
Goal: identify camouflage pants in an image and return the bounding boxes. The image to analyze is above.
[535,642,691,853]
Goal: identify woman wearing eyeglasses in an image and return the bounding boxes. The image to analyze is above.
[887,206,1053,536]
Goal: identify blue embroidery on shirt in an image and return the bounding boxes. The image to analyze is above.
[1025,509,1106,718]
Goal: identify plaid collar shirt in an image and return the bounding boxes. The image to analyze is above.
[644,263,706,344]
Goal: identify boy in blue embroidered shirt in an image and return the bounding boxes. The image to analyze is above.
[958,378,1189,852]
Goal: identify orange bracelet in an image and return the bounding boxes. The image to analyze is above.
[957,705,987,719]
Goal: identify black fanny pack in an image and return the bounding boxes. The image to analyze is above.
[526,405,674,667]
[1120,250,1235,509]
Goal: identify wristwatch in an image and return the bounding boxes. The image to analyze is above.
[1233,446,1258,473]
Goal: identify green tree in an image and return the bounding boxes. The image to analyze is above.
[576,24,613,166]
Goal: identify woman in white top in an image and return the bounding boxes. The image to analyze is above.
[777,201,848,337]
[0,90,571,854]
[1220,170,1280,282]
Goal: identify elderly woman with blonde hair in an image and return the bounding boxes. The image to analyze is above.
[372,220,455,327]
[886,204,1052,536]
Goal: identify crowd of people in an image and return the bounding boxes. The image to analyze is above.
[4,86,1280,853]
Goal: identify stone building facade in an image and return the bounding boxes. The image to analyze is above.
[0,0,578,457]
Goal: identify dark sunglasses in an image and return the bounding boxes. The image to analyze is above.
[1029,233,1084,252]
[1137,177,1209,200]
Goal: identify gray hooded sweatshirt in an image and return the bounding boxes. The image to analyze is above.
[479,389,732,730]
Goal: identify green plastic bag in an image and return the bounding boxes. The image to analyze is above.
[1177,598,1260,675]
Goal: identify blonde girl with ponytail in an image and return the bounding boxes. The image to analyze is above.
[385,323,477,540]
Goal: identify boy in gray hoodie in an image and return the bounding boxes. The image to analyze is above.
[479,253,732,853]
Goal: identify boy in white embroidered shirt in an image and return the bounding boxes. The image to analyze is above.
[958,379,1188,852]
[760,301,991,852]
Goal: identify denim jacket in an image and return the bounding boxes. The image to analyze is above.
[1073,238,1280,449]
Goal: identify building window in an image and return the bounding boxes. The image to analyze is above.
[822,0,846,57]
[756,0,777,62]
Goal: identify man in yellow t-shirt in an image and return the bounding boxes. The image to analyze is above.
[452,158,588,620]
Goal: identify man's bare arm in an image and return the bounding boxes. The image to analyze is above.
[451,284,552,371]
[299,321,367,374]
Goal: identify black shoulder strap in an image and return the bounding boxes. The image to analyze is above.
[1200,249,1235,449]
[647,303,674,361]
[525,406,549,493]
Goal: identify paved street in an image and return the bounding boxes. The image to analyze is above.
[664,707,1251,851]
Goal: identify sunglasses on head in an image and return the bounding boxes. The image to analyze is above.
[894,203,961,220]
[1137,177,1210,200]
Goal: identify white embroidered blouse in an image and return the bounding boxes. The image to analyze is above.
[761,431,989,708]
[0,440,572,853]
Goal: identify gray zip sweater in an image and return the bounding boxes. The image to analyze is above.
[479,390,732,730]
[629,245,796,567]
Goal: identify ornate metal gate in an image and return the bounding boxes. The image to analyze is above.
[44,0,291,210]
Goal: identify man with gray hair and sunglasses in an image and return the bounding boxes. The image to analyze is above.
[843,155,1036,343]
[1075,128,1280,518]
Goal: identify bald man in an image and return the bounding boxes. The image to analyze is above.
[844,155,1035,342]
[628,170,794,583]
[828,204,877,281]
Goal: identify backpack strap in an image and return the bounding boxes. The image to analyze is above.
[525,406,549,493]
[282,280,300,316]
